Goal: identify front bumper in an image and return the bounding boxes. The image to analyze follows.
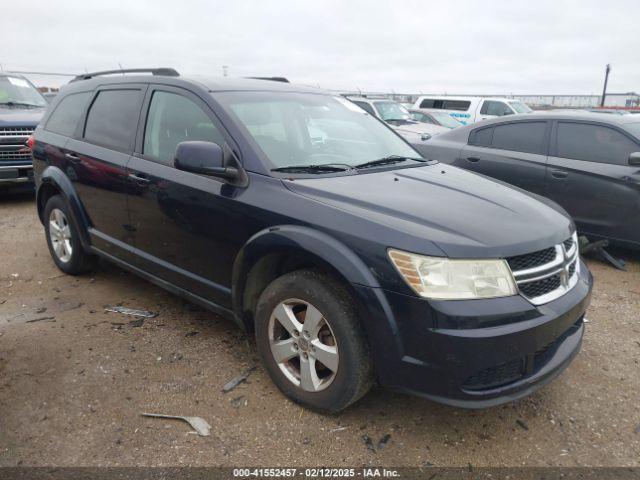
[357,259,593,408]
[0,164,34,188]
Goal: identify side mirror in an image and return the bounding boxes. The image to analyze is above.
[630,152,640,166]
[174,141,238,179]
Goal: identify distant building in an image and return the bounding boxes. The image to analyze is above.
[511,92,640,108]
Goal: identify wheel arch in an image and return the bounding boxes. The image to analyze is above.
[232,225,382,332]
[37,166,92,251]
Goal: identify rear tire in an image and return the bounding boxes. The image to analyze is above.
[43,195,97,275]
[255,270,373,413]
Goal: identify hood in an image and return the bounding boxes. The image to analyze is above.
[0,106,45,127]
[283,164,573,258]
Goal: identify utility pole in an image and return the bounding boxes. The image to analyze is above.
[601,64,611,107]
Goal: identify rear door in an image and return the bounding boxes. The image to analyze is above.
[458,120,550,195]
[546,120,640,243]
[63,85,145,261]
[126,85,244,307]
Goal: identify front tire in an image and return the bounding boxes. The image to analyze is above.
[43,195,97,275]
[255,270,373,413]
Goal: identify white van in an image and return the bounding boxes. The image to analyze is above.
[412,96,532,125]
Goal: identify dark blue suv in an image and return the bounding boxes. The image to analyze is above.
[0,73,47,190]
[32,69,593,412]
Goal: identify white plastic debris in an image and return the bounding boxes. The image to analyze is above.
[141,413,211,437]
[105,306,158,318]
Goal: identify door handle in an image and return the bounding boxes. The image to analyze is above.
[551,169,568,179]
[128,173,151,185]
[64,153,80,163]
[466,156,481,163]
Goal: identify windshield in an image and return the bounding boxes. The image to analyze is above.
[0,76,47,107]
[218,92,418,171]
[431,112,463,128]
[509,101,532,114]
[373,101,412,121]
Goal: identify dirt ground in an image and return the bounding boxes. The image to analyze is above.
[0,192,639,467]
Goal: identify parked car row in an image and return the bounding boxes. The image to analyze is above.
[30,68,592,412]
[414,111,640,250]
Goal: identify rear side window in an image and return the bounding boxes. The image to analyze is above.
[83,89,141,151]
[45,92,91,136]
[143,91,224,164]
[556,122,639,165]
[419,99,470,111]
[480,101,512,116]
[491,122,547,154]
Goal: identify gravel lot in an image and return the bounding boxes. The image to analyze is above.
[0,192,639,467]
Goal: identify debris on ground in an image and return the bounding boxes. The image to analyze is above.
[141,412,211,436]
[579,237,626,271]
[362,434,376,452]
[105,306,158,318]
[35,307,47,313]
[26,316,56,323]
[230,395,248,408]
[128,318,145,328]
[377,433,391,450]
[185,331,199,337]
[222,366,257,393]
[330,426,348,432]
[516,419,529,431]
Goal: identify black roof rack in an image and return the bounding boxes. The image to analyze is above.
[246,77,289,83]
[71,68,180,82]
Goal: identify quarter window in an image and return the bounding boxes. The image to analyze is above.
[143,91,224,164]
[556,122,639,165]
[45,92,91,136]
[84,89,141,151]
[470,127,493,147]
[418,99,470,111]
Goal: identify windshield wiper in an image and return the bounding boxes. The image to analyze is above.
[355,155,426,169]
[271,163,352,173]
[0,101,41,108]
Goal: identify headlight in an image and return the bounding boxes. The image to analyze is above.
[388,249,517,300]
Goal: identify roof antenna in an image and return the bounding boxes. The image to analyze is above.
[118,62,124,75]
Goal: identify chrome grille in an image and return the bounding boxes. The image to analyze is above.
[0,150,31,160]
[0,127,35,137]
[507,247,556,271]
[508,232,580,305]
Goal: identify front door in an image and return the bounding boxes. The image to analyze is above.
[546,120,640,244]
[126,86,245,307]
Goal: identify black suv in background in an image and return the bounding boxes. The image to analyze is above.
[415,112,640,250]
[0,73,47,190]
[32,69,592,412]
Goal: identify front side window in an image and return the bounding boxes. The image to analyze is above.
[481,101,513,116]
[491,122,546,154]
[0,76,47,108]
[556,122,639,165]
[412,112,435,124]
[509,101,532,113]
[352,101,376,116]
[374,101,412,121]
[84,89,141,151]
[219,92,418,170]
[46,92,91,136]
[144,91,224,164]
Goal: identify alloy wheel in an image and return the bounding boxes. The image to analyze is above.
[49,208,73,263]
[268,298,339,392]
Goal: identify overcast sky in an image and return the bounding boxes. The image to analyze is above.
[2,0,638,94]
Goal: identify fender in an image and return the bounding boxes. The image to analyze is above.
[231,224,405,371]
[37,165,92,252]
